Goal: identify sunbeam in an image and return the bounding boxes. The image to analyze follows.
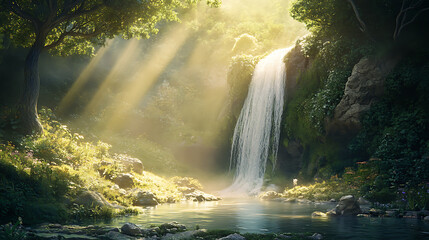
[99,24,192,133]
[82,39,141,116]
[57,42,112,114]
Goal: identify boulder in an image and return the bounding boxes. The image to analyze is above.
[283,41,309,101]
[184,190,221,202]
[162,229,206,240]
[424,216,429,221]
[114,154,144,174]
[120,223,141,236]
[133,191,159,206]
[218,233,246,240]
[114,173,135,189]
[329,195,361,216]
[259,191,281,200]
[369,208,384,217]
[28,233,98,240]
[385,210,399,217]
[103,231,135,240]
[75,191,112,208]
[357,197,371,205]
[309,233,323,240]
[159,222,186,234]
[177,186,196,194]
[311,211,327,217]
[328,56,399,137]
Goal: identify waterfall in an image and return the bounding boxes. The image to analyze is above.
[224,48,290,196]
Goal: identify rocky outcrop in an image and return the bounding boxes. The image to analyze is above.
[327,195,361,216]
[184,190,221,202]
[114,154,144,174]
[328,56,399,136]
[259,191,281,200]
[219,233,246,240]
[159,222,187,234]
[311,211,327,217]
[120,223,142,236]
[75,190,113,208]
[132,190,159,206]
[114,173,135,189]
[278,139,304,175]
[283,42,309,101]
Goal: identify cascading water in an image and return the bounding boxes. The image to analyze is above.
[223,48,291,196]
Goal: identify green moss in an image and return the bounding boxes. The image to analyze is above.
[0,108,205,224]
[227,54,262,119]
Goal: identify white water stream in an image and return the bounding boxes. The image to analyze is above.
[223,48,291,196]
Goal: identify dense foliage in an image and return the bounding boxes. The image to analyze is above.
[0,0,219,134]
[281,0,429,208]
[0,108,203,224]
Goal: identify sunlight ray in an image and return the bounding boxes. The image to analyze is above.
[57,41,112,114]
[99,24,192,132]
[82,39,141,116]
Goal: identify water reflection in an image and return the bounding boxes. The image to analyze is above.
[100,199,429,239]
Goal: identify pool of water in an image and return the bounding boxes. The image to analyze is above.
[99,199,429,239]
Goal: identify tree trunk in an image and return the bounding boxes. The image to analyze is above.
[17,38,44,135]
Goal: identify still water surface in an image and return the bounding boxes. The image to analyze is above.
[100,199,429,239]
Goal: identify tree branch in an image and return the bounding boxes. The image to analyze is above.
[4,1,40,31]
[397,7,429,37]
[394,0,429,40]
[346,0,367,32]
[50,1,103,29]
[44,27,101,49]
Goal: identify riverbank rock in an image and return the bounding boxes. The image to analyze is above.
[259,191,282,200]
[357,197,371,205]
[385,210,399,217]
[103,231,136,240]
[309,233,323,240]
[159,221,187,234]
[162,230,207,240]
[75,190,113,208]
[327,195,361,216]
[133,190,159,206]
[312,211,327,217]
[283,41,309,101]
[327,55,399,137]
[369,208,384,217]
[114,173,135,189]
[27,232,98,239]
[114,154,144,174]
[120,223,142,236]
[184,190,221,202]
[218,233,246,240]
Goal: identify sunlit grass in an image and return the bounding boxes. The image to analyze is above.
[0,108,211,223]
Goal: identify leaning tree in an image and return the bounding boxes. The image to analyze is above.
[0,0,218,134]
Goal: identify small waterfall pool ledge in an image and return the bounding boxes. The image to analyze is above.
[222,48,292,196]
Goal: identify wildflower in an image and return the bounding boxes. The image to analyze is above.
[293,179,298,186]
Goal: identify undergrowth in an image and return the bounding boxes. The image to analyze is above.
[0,108,203,225]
